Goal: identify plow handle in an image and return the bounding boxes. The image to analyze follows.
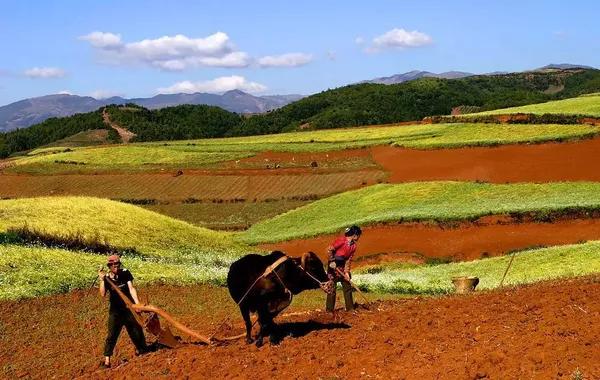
[336,268,370,304]
[104,277,146,328]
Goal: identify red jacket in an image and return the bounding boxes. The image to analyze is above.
[329,236,357,261]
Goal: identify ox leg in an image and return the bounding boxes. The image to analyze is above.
[268,318,281,345]
[240,305,253,344]
[255,305,271,348]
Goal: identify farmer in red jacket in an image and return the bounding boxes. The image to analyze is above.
[325,225,362,312]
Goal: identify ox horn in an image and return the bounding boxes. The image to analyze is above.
[301,251,311,269]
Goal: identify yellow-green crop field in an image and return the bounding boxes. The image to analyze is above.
[472,93,600,117]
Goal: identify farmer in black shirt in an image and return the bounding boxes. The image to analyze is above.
[98,255,148,368]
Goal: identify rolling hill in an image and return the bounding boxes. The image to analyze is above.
[2,68,600,158]
[0,91,303,132]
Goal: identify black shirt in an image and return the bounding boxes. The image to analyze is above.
[104,269,135,312]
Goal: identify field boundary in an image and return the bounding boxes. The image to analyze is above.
[427,112,600,125]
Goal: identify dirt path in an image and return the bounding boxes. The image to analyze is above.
[261,216,600,264]
[102,108,136,143]
[371,137,600,183]
[86,276,600,379]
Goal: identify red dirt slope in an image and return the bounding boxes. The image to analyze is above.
[371,137,600,183]
[261,217,600,264]
[88,276,600,379]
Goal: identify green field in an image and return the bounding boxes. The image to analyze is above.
[6,122,598,174]
[0,245,231,300]
[354,241,600,294]
[9,145,253,174]
[472,93,600,117]
[3,239,600,301]
[0,197,247,263]
[144,122,598,151]
[240,181,600,244]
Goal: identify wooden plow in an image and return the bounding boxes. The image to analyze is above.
[105,278,216,347]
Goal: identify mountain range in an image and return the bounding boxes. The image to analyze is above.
[361,64,595,85]
[1,63,595,133]
[0,91,304,132]
[361,70,474,85]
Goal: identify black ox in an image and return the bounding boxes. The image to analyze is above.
[227,250,330,346]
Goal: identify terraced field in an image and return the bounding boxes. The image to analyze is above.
[472,93,600,116]
[3,94,600,379]
[0,170,385,201]
[241,181,600,244]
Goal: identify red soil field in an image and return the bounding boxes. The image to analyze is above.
[80,276,600,379]
[371,137,600,183]
[260,216,600,264]
[0,170,384,201]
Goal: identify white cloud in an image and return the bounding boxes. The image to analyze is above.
[79,31,250,71]
[355,36,365,45]
[57,90,72,95]
[152,52,251,70]
[367,28,432,52]
[80,31,310,71]
[79,31,122,48]
[24,67,66,78]
[258,53,313,68]
[89,89,123,99]
[156,75,267,94]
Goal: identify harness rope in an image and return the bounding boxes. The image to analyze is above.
[210,255,331,341]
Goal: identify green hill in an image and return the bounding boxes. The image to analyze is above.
[233,68,600,135]
[0,196,247,262]
[469,93,600,117]
[240,182,600,244]
[3,69,600,158]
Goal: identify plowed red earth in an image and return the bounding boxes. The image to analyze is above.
[371,137,600,183]
[80,276,600,379]
[261,216,600,264]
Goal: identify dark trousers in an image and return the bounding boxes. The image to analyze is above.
[103,309,147,357]
[326,277,354,312]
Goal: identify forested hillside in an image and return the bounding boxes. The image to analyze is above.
[0,110,112,158]
[106,104,243,141]
[233,69,600,135]
[2,68,600,157]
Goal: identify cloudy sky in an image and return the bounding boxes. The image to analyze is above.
[0,0,598,105]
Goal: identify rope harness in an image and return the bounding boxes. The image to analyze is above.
[209,254,333,342]
[235,255,332,307]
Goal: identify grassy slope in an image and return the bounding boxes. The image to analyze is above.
[3,239,600,300]
[0,245,232,300]
[354,241,600,294]
[240,182,600,244]
[7,122,598,174]
[145,123,598,151]
[9,145,252,174]
[0,197,247,263]
[472,93,600,116]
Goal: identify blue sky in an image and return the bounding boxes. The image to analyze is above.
[0,0,598,105]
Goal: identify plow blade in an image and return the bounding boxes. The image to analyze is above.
[145,312,180,348]
[133,304,213,345]
[105,277,212,346]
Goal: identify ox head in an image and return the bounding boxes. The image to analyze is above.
[301,251,334,294]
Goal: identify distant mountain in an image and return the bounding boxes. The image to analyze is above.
[0,91,304,132]
[362,70,474,85]
[0,94,109,133]
[535,63,595,71]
